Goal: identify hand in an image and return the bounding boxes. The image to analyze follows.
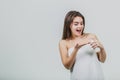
[75,39,89,50]
[89,38,100,49]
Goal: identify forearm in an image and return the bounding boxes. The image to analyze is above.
[65,48,78,69]
[97,47,106,63]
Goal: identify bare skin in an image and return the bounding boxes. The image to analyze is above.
[59,33,106,69]
[59,16,106,69]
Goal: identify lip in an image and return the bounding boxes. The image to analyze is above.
[76,29,81,33]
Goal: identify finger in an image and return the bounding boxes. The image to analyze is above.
[92,45,97,49]
[90,42,96,46]
[75,43,79,48]
[91,42,97,48]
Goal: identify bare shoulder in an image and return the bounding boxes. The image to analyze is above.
[59,40,67,48]
[86,33,98,39]
[59,40,66,45]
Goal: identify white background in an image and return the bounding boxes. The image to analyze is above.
[0,0,120,80]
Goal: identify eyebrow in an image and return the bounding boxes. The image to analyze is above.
[74,21,80,23]
[73,21,83,23]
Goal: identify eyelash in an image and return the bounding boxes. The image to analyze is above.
[74,23,83,26]
[80,23,83,25]
[74,24,78,26]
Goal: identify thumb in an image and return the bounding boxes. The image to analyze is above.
[75,43,79,48]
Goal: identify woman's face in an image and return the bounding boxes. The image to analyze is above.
[70,16,84,37]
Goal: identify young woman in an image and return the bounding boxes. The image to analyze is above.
[59,10,106,80]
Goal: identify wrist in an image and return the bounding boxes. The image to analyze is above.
[100,47,104,52]
[74,47,79,52]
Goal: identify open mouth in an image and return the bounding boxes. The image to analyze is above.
[76,29,81,33]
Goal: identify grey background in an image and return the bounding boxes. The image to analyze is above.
[0,0,120,80]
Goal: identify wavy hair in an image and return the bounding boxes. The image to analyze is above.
[62,10,85,40]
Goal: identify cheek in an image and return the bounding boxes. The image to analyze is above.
[70,26,76,32]
[81,26,84,29]
[81,26,85,32]
[70,24,75,30]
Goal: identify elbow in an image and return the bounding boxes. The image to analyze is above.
[97,52,106,63]
[63,62,71,70]
[100,59,105,63]
[99,56,106,63]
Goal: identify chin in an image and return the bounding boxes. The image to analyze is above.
[76,34,82,37]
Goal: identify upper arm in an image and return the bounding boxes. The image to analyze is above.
[59,40,68,64]
[89,33,100,41]
[89,33,106,62]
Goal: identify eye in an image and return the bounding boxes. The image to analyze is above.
[80,22,83,25]
[74,23,78,26]
[74,22,79,26]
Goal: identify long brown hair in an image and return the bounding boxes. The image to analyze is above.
[62,10,85,40]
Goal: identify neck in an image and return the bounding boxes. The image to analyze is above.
[71,34,85,40]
